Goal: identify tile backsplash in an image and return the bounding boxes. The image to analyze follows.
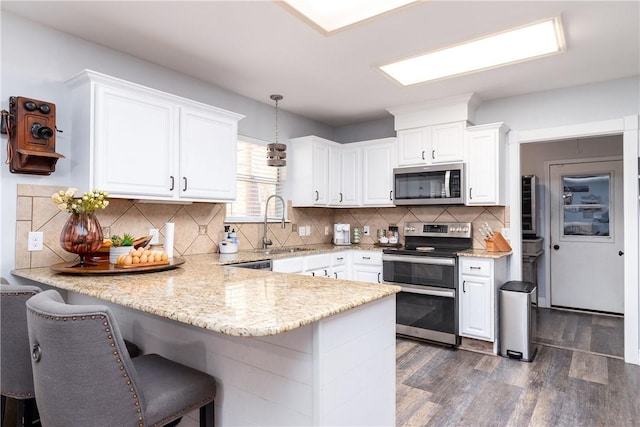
[15,184,507,269]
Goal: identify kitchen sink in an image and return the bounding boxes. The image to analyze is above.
[254,247,313,255]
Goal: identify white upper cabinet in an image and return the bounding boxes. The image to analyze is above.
[431,121,466,163]
[465,123,508,206]
[362,137,396,206]
[66,70,243,202]
[336,146,362,207]
[328,145,361,207]
[397,127,430,166]
[397,121,466,166]
[179,106,238,200]
[290,136,331,206]
[291,136,395,208]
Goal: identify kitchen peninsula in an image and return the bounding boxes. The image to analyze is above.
[13,253,400,426]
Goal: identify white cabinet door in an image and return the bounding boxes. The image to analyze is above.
[351,251,383,284]
[272,257,304,274]
[179,106,237,200]
[313,142,330,205]
[431,122,466,163]
[340,147,362,206]
[465,123,508,206]
[459,274,493,340]
[352,265,382,284]
[329,146,342,205]
[397,128,430,166]
[94,84,176,197]
[363,138,396,206]
[331,265,348,279]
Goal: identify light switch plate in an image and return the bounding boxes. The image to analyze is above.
[149,228,160,244]
[363,225,370,236]
[501,227,511,240]
[305,225,311,236]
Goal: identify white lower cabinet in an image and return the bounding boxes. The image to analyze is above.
[459,256,507,347]
[351,251,383,284]
[272,257,304,274]
[271,250,384,283]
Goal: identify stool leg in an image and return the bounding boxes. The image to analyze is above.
[16,399,25,427]
[199,402,214,427]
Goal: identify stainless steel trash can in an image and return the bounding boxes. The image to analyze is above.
[499,281,537,362]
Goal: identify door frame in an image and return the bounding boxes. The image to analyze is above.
[546,157,623,312]
[508,116,639,365]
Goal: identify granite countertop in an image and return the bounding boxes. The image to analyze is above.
[12,250,399,338]
[457,248,513,259]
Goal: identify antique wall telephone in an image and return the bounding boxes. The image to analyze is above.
[1,96,64,175]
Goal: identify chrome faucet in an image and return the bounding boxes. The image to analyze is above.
[262,194,286,249]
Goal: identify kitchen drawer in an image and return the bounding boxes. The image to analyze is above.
[305,254,332,271]
[332,252,347,266]
[351,251,382,265]
[272,257,304,274]
[460,258,492,277]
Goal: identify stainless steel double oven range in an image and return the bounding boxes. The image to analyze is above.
[382,222,472,346]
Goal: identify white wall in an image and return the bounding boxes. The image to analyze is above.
[520,135,623,302]
[0,12,333,282]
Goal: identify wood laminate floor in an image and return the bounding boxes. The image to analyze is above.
[536,308,624,358]
[397,309,637,426]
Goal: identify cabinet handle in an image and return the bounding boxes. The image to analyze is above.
[362,256,371,260]
[312,272,315,276]
[469,188,473,200]
[389,190,393,201]
[377,272,381,283]
[470,266,481,270]
[334,272,338,278]
[339,192,343,202]
[432,149,435,159]
[169,176,175,191]
[324,269,328,276]
[463,280,466,293]
[183,177,188,192]
[337,257,343,261]
[315,190,319,201]
[421,150,425,160]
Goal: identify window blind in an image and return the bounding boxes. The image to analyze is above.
[226,139,285,222]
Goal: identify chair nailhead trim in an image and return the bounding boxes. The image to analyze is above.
[26,306,146,426]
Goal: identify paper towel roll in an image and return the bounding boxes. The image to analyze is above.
[164,222,175,258]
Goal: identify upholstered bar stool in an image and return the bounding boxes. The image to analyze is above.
[1,283,42,427]
[26,290,216,427]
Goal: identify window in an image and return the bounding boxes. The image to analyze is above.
[226,137,286,222]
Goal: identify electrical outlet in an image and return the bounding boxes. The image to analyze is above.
[149,228,160,244]
[363,225,370,236]
[324,226,329,236]
[298,227,306,237]
[305,225,311,236]
[28,231,43,251]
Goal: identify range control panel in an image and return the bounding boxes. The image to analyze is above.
[404,222,471,238]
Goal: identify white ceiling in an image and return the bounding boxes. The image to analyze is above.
[3,1,639,127]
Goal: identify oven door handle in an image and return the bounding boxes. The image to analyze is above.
[400,285,455,298]
[382,254,455,266]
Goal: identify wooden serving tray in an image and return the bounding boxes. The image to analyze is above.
[50,258,185,275]
[115,260,170,269]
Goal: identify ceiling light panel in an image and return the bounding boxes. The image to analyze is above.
[380,18,565,86]
[283,0,417,33]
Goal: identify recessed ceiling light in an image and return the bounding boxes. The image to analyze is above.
[282,0,418,34]
[379,17,565,86]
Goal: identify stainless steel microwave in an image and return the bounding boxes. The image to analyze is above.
[393,163,466,205]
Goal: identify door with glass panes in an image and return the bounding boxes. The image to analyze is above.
[549,160,624,313]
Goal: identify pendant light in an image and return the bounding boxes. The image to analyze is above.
[267,94,286,167]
